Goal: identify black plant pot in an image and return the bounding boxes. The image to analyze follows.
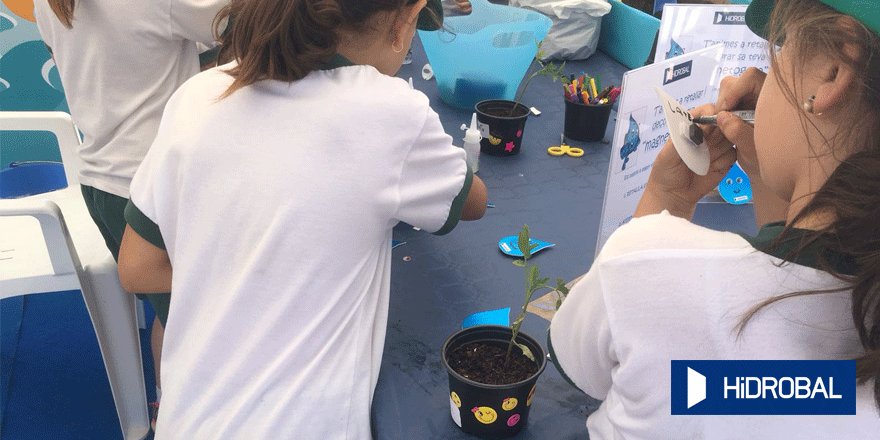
[441,325,547,439]
[475,100,530,156]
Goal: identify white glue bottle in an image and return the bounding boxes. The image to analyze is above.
[460,112,481,173]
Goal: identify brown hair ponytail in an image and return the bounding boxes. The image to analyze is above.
[48,0,75,28]
[213,0,410,98]
[738,0,880,408]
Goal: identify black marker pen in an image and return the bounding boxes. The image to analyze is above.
[693,110,755,125]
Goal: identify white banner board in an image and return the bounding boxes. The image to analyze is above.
[596,45,723,254]
[655,4,769,75]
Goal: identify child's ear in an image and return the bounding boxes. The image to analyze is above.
[812,18,862,115]
[404,0,426,27]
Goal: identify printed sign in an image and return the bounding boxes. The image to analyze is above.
[655,4,770,76]
[596,45,723,254]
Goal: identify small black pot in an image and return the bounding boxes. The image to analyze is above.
[475,100,530,156]
[563,99,613,142]
[441,325,547,439]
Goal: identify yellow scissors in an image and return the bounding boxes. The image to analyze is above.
[547,135,584,157]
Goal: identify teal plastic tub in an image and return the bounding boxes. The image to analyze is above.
[418,0,552,109]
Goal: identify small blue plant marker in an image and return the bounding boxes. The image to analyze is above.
[718,163,753,205]
[462,308,510,329]
[498,235,555,257]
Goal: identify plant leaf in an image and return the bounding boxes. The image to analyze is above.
[555,278,570,296]
[512,259,526,267]
[516,342,536,362]
[518,225,531,260]
[528,265,539,290]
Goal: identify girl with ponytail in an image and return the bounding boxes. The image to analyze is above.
[116,1,486,437]
[550,0,880,438]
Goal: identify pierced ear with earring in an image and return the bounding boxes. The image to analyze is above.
[391,31,403,53]
[803,95,821,116]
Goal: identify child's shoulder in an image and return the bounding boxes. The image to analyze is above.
[322,65,431,113]
[599,211,751,263]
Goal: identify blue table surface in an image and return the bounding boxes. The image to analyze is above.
[373,36,758,439]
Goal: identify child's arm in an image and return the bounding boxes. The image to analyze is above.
[461,175,488,220]
[118,225,172,294]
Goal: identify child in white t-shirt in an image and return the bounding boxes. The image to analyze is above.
[116,0,487,438]
[551,0,880,438]
[34,0,229,427]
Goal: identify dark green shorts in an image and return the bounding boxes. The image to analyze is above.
[80,185,170,325]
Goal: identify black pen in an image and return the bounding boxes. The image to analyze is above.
[693,110,755,125]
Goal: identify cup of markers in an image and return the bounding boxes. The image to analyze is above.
[562,74,620,142]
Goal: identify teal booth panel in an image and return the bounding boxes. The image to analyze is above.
[598,0,753,70]
[1,7,69,168]
[598,0,660,69]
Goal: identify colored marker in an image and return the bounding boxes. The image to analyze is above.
[589,78,598,100]
[693,110,755,126]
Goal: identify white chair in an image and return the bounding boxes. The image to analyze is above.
[0,111,150,440]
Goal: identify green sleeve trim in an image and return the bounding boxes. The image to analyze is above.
[433,163,473,236]
[547,328,582,393]
[199,46,221,67]
[124,201,166,250]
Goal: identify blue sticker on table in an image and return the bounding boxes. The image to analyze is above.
[391,240,407,250]
[718,163,752,205]
[462,308,510,329]
[498,235,555,258]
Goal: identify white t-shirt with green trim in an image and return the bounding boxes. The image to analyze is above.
[550,212,879,439]
[128,63,470,439]
[34,0,226,198]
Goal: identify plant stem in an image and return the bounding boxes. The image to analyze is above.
[508,71,539,117]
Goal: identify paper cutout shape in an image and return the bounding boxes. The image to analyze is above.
[718,163,752,205]
[655,87,710,175]
[462,307,510,329]
[497,236,555,258]
[450,396,462,427]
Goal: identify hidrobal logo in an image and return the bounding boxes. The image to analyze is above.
[713,11,746,25]
[663,61,692,85]
[671,360,856,415]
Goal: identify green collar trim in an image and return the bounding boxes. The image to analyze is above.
[320,54,355,71]
[743,222,857,276]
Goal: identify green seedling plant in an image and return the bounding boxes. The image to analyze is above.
[508,43,569,117]
[506,225,570,366]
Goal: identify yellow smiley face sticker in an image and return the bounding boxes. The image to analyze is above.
[527,384,537,406]
[450,392,461,408]
[471,406,497,424]
[502,397,518,411]
[488,135,502,145]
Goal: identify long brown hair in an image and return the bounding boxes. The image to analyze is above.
[212,0,421,98]
[738,0,880,406]
[48,0,75,28]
